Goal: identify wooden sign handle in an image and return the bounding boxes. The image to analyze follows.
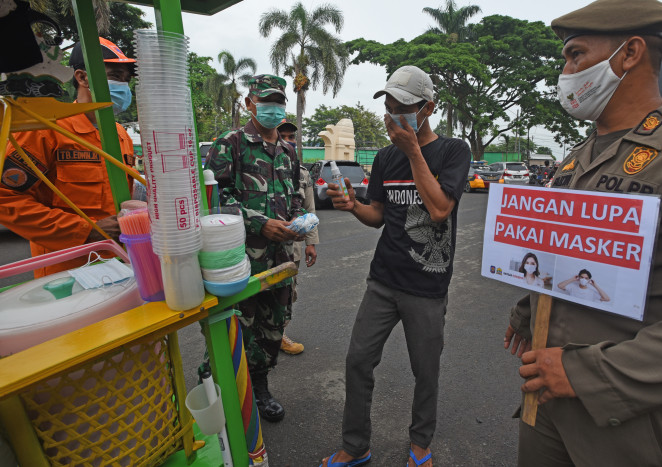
[521,293,553,426]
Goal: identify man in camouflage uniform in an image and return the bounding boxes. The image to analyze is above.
[205,74,305,422]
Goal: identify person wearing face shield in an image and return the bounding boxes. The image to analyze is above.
[321,65,470,467]
[0,36,136,277]
[503,0,662,465]
[205,75,305,423]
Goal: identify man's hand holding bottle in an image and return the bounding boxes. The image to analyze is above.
[327,177,355,212]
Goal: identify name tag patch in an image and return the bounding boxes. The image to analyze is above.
[56,150,100,163]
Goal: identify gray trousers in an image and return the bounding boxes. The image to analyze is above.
[342,277,447,457]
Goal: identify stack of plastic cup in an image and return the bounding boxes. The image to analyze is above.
[199,214,251,296]
[134,29,204,311]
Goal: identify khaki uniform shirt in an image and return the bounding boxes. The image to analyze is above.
[511,108,662,430]
[293,166,319,263]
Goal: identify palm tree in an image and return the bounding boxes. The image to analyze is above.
[423,1,481,137]
[259,2,349,161]
[204,51,256,129]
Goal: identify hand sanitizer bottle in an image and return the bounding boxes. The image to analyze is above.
[329,160,349,200]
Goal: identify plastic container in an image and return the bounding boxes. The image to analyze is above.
[200,214,245,251]
[202,276,250,297]
[198,245,245,270]
[159,253,205,311]
[119,233,165,302]
[201,255,251,282]
[0,270,143,356]
[185,383,226,435]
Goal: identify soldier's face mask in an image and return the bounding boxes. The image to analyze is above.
[557,41,627,121]
[250,98,286,129]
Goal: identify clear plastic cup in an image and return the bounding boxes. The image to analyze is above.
[159,252,205,311]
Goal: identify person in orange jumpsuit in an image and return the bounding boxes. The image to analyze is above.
[0,37,136,277]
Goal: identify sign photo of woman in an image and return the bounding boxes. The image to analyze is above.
[557,269,611,303]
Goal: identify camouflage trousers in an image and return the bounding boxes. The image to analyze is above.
[238,285,292,374]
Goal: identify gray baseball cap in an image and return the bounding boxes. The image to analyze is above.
[373,65,434,105]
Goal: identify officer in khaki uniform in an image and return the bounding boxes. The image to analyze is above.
[276,120,319,355]
[503,0,662,465]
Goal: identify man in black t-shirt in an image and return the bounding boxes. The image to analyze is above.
[320,65,470,467]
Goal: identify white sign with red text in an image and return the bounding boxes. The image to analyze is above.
[481,184,660,320]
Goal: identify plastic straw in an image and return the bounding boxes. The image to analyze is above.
[118,210,150,235]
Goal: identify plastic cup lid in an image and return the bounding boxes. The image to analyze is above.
[201,214,243,227]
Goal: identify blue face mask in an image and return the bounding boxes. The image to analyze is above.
[389,105,427,133]
[287,141,297,150]
[108,80,132,114]
[251,99,286,129]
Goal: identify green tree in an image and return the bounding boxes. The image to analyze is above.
[188,53,230,141]
[37,1,150,59]
[423,0,482,41]
[259,2,349,161]
[204,51,256,130]
[485,136,541,154]
[302,103,389,148]
[347,16,588,160]
[35,0,151,120]
[423,0,481,137]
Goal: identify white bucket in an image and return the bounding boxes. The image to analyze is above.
[185,383,225,435]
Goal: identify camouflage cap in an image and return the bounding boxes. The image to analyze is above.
[277,118,297,132]
[248,74,287,99]
[551,0,662,44]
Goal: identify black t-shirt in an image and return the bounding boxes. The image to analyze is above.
[367,136,470,298]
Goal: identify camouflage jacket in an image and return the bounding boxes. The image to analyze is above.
[205,120,305,281]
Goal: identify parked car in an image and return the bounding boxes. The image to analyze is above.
[488,162,530,185]
[309,160,369,208]
[474,165,501,187]
[465,167,487,192]
[199,142,213,164]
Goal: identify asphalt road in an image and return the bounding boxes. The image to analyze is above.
[177,192,528,467]
[0,191,529,466]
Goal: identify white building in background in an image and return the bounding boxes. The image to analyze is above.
[528,153,555,166]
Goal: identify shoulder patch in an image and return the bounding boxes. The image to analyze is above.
[562,160,575,172]
[1,150,47,192]
[623,146,658,175]
[2,167,28,188]
[633,110,662,136]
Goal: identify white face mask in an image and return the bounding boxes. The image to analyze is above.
[557,41,627,121]
[523,264,537,275]
[68,256,134,289]
[579,278,590,287]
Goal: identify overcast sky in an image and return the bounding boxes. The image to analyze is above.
[139,0,595,156]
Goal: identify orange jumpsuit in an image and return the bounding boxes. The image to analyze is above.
[0,113,134,277]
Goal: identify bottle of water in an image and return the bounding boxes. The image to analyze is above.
[329,161,349,200]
